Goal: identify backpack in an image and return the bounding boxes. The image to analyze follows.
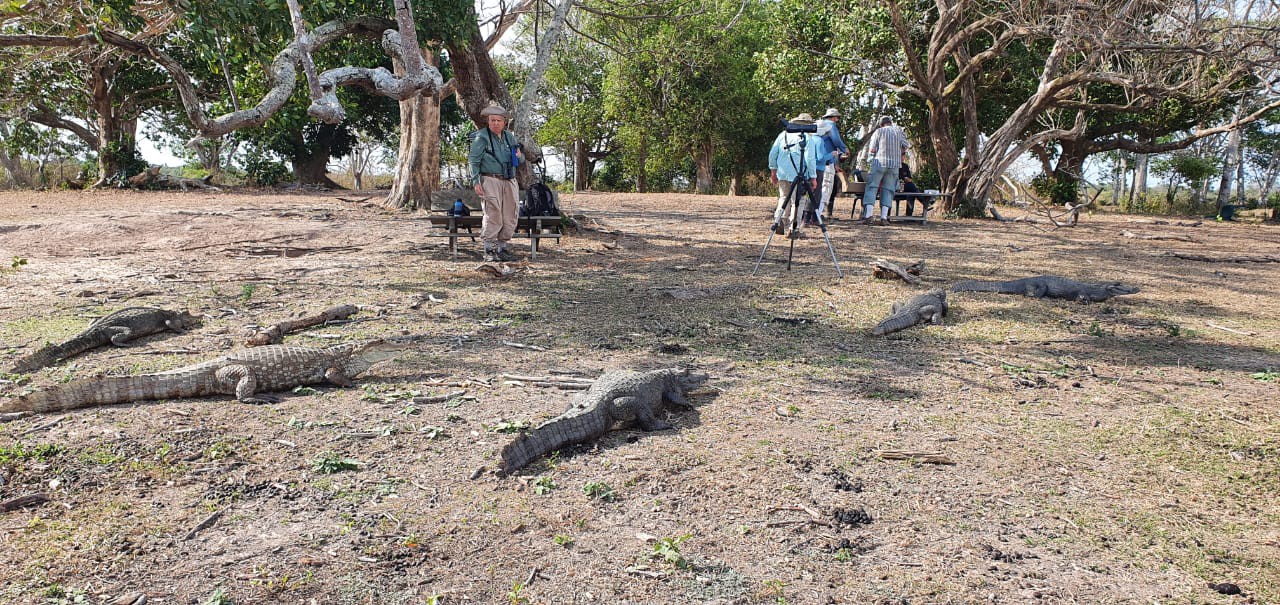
[521,180,559,217]
[521,160,559,217]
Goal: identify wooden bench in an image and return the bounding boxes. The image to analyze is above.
[424,214,563,260]
[837,181,947,224]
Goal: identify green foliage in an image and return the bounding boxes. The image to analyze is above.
[311,452,360,474]
[531,476,557,495]
[553,533,574,547]
[98,137,149,186]
[1251,370,1279,382]
[488,419,530,434]
[582,480,616,502]
[10,256,27,270]
[651,534,692,568]
[507,582,530,605]
[202,588,234,605]
[241,150,291,186]
[239,283,257,303]
[0,443,63,464]
[1031,172,1079,206]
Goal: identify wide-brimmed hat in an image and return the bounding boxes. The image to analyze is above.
[790,112,815,125]
[822,107,841,119]
[480,102,510,119]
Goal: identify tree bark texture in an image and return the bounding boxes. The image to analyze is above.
[694,138,714,194]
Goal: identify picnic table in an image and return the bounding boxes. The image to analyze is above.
[834,179,948,224]
[424,214,563,260]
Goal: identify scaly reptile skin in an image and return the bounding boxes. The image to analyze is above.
[2,340,408,414]
[9,307,201,373]
[498,368,708,474]
[872,289,948,336]
[950,276,1138,302]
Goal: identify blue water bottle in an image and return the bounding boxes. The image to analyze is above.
[452,199,465,216]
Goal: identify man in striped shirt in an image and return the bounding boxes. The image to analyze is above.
[860,115,910,225]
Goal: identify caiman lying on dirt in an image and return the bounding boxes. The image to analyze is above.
[951,276,1139,302]
[499,368,708,474]
[9,307,201,373]
[872,289,948,336]
[2,340,409,416]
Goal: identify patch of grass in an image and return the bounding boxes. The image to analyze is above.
[311,452,361,474]
[651,534,692,569]
[202,588,234,605]
[0,443,62,464]
[1251,370,1279,382]
[531,476,556,495]
[487,419,530,434]
[553,533,574,547]
[582,480,616,502]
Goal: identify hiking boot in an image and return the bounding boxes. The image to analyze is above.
[496,248,517,262]
[482,246,499,262]
[771,221,785,235]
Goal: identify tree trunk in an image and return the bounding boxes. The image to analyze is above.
[0,121,31,188]
[383,45,443,210]
[1112,154,1125,206]
[88,56,139,187]
[384,89,442,210]
[1130,153,1149,208]
[573,139,590,191]
[728,171,741,196]
[289,126,344,188]
[635,132,648,193]
[693,138,713,194]
[1215,110,1242,212]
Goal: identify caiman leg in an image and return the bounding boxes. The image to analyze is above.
[164,319,189,333]
[107,327,136,346]
[619,396,674,431]
[215,365,281,404]
[324,367,355,387]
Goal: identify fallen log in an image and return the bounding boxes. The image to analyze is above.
[245,304,360,346]
[871,258,924,284]
[1166,252,1280,263]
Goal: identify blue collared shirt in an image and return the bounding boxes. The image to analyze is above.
[815,119,849,167]
[768,131,819,182]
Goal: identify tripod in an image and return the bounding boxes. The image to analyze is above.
[753,131,843,277]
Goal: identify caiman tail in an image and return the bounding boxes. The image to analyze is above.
[950,279,1010,293]
[10,339,93,373]
[871,313,916,336]
[3,370,216,413]
[499,410,612,474]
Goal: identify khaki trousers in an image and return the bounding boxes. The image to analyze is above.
[480,176,519,246]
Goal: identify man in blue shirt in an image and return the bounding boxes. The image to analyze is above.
[767,113,820,236]
[813,108,849,222]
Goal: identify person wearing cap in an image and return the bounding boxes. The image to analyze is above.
[468,102,524,262]
[767,113,820,237]
[859,115,910,225]
[813,108,849,223]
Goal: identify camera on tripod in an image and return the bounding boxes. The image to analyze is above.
[780,118,818,134]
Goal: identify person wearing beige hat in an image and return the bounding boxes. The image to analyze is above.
[767,113,820,237]
[813,107,849,221]
[468,102,524,261]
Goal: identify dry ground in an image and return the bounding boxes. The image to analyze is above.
[0,189,1277,605]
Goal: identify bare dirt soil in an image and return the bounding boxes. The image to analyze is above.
[0,189,1277,605]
